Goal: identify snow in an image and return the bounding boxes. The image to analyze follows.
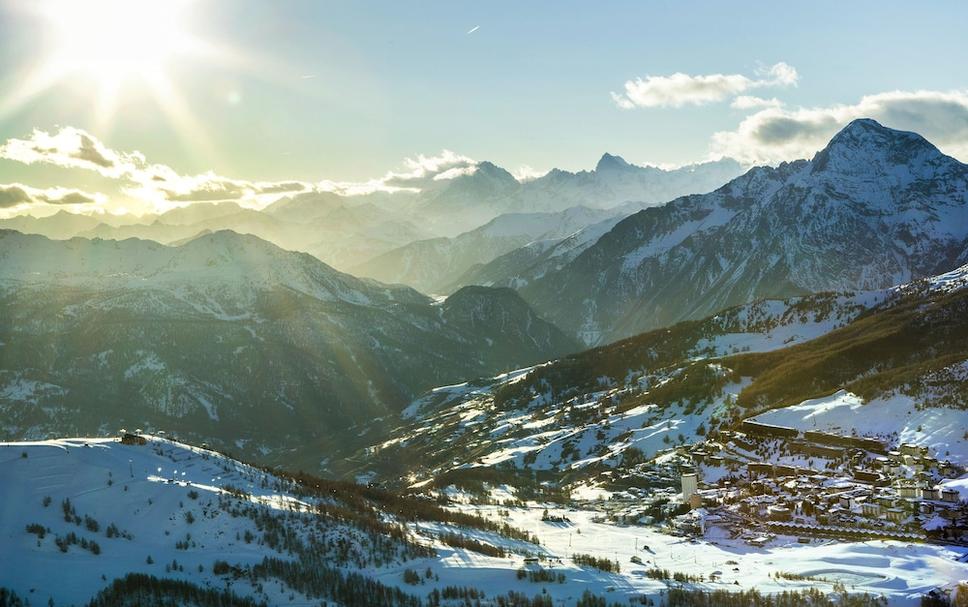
[754,390,968,465]
[693,292,887,357]
[922,262,968,295]
[621,204,737,273]
[2,437,965,606]
[0,375,64,403]
[374,505,967,606]
[0,437,322,605]
[940,475,968,501]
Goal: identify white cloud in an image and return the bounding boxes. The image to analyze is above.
[315,150,480,196]
[0,127,144,179]
[0,128,485,211]
[384,150,477,186]
[511,165,548,182]
[611,62,798,109]
[0,127,314,211]
[709,89,968,165]
[759,62,798,87]
[731,95,783,110]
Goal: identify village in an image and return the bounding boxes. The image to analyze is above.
[661,420,968,546]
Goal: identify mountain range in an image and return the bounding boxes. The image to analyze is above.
[513,119,968,344]
[0,155,745,288]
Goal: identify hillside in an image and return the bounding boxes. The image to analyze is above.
[339,264,968,491]
[0,436,540,606]
[0,230,577,470]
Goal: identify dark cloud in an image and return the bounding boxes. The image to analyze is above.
[753,115,839,145]
[73,133,116,168]
[255,181,308,194]
[0,185,32,208]
[41,190,98,205]
[0,184,99,207]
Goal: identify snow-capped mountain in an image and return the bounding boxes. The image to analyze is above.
[354,154,745,295]
[518,119,968,344]
[0,155,743,284]
[352,206,617,295]
[409,155,745,237]
[444,208,635,293]
[0,230,577,470]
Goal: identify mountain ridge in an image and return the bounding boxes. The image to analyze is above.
[518,119,968,344]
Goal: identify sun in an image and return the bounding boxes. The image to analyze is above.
[41,0,193,84]
[2,0,202,129]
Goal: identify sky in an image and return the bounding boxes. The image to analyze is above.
[0,0,966,216]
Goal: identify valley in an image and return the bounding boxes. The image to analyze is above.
[2,69,968,605]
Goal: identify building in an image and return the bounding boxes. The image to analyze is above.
[885,508,905,522]
[681,473,699,502]
[768,505,792,521]
[940,488,960,503]
[741,420,799,439]
[120,432,147,446]
[899,443,929,457]
[897,484,919,499]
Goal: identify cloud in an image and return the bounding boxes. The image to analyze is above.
[381,150,478,189]
[709,89,968,165]
[731,95,783,110]
[611,62,798,109]
[0,127,315,210]
[0,127,482,210]
[511,165,548,182]
[0,183,102,208]
[0,185,33,208]
[0,127,144,179]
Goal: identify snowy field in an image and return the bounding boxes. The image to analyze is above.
[0,437,322,605]
[372,504,967,606]
[1,438,965,606]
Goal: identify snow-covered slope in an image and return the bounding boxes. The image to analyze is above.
[331,289,884,484]
[444,202,650,293]
[520,119,968,344]
[341,260,968,497]
[0,435,540,606]
[753,390,968,465]
[2,436,963,606]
